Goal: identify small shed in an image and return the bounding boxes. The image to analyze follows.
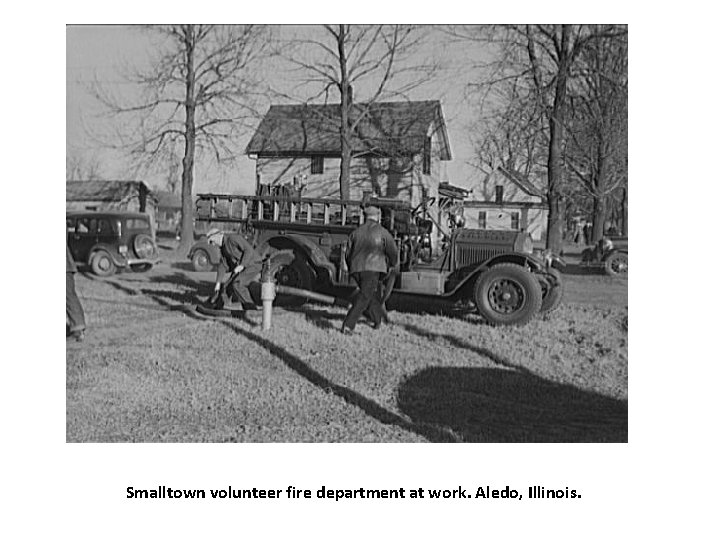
[66,181,158,226]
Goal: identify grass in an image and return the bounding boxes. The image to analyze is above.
[66,259,628,443]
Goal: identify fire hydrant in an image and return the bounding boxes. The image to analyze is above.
[261,277,276,331]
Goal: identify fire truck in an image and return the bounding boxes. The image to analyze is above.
[189,192,563,326]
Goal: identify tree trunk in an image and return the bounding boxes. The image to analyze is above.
[621,187,628,236]
[592,196,607,241]
[178,26,197,254]
[338,25,351,201]
[544,27,571,253]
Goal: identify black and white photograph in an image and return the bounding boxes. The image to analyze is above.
[5,4,720,539]
[65,23,628,443]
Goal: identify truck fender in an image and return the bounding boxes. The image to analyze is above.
[259,234,337,283]
[446,253,544,297]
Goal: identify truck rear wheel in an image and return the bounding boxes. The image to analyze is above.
[269,248,315,306]
[473,263,542,326]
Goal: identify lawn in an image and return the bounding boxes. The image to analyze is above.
[66,256,628,443]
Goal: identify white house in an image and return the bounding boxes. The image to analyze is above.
[462,167,548,242]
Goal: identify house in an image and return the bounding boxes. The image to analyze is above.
[246,100,452,246]
[155,190,182,234]
[66,180,158,226]
[462,167,548,242]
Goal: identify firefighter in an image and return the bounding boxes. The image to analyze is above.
[206,228,263,311]
[341,206,398,335]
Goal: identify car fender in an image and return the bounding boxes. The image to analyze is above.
[188,239,222,265]
[88,244,127,267]
[601,248,628,262]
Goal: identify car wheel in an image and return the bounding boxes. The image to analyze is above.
[604,252,628,276]
[473,263,542,326]
[191,249,213,272]
[90,251,116,277]
[538,268,564,313]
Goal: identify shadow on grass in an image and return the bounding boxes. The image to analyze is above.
[115,285,440,441]
[397,323,627,443]
[397,367,627,442]
[222,322,458,442]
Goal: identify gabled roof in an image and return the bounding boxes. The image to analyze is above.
[497,166,544,198]
[66,181,156,203]
[246,100,451,160]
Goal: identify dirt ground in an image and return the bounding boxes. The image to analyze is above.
[66,246,628,443]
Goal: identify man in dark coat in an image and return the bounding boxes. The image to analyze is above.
[67,244,86,342]
[206,228,263,311]
[341,206,399,334]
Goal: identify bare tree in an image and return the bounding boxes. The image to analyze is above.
[455,24,627,252]
[565,27,628,241]
[90,24,271,252]
[278,25,440,200]
[66,152,106,182]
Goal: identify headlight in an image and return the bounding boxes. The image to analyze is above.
[118,245,128,254]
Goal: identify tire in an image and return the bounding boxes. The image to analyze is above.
[271,249,315,306]
[191,249,213,272]
[538,268,564,313]
[473,263,542,326]
[133,233,156,259]
[90,250,116,277]
[604,252,628,276]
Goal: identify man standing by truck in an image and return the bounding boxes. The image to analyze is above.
[206,228,263,311]
[341,206,398,335]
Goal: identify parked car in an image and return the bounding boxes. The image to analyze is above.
[581,236,628,276]
[66,211,159,276]
[188,236,221,272]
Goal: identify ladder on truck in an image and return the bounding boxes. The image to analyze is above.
[195,193,409,229]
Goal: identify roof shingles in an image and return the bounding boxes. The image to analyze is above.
[246,101,451,160]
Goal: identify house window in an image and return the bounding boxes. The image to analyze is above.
[510,212,520,230]
[495,185,504,204]
[311,155,324,175]
[478,211,487,229]
[423,137,431,175]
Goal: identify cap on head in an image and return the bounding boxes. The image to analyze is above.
[364,206,381,220]
[206,228,223,245]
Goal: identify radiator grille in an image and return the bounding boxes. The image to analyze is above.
[455,246,505,267]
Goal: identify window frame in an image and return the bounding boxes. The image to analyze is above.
[310,155,324,175]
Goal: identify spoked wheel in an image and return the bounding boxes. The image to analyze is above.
[473,263,542,326]
[604,252,628,276]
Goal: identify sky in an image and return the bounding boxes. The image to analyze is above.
[66,24,490,195]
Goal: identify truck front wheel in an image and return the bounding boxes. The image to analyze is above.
[473,263,542,326]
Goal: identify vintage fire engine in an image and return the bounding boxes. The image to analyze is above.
[189,192,563,326]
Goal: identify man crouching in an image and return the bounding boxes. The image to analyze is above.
[206,228,263,311]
